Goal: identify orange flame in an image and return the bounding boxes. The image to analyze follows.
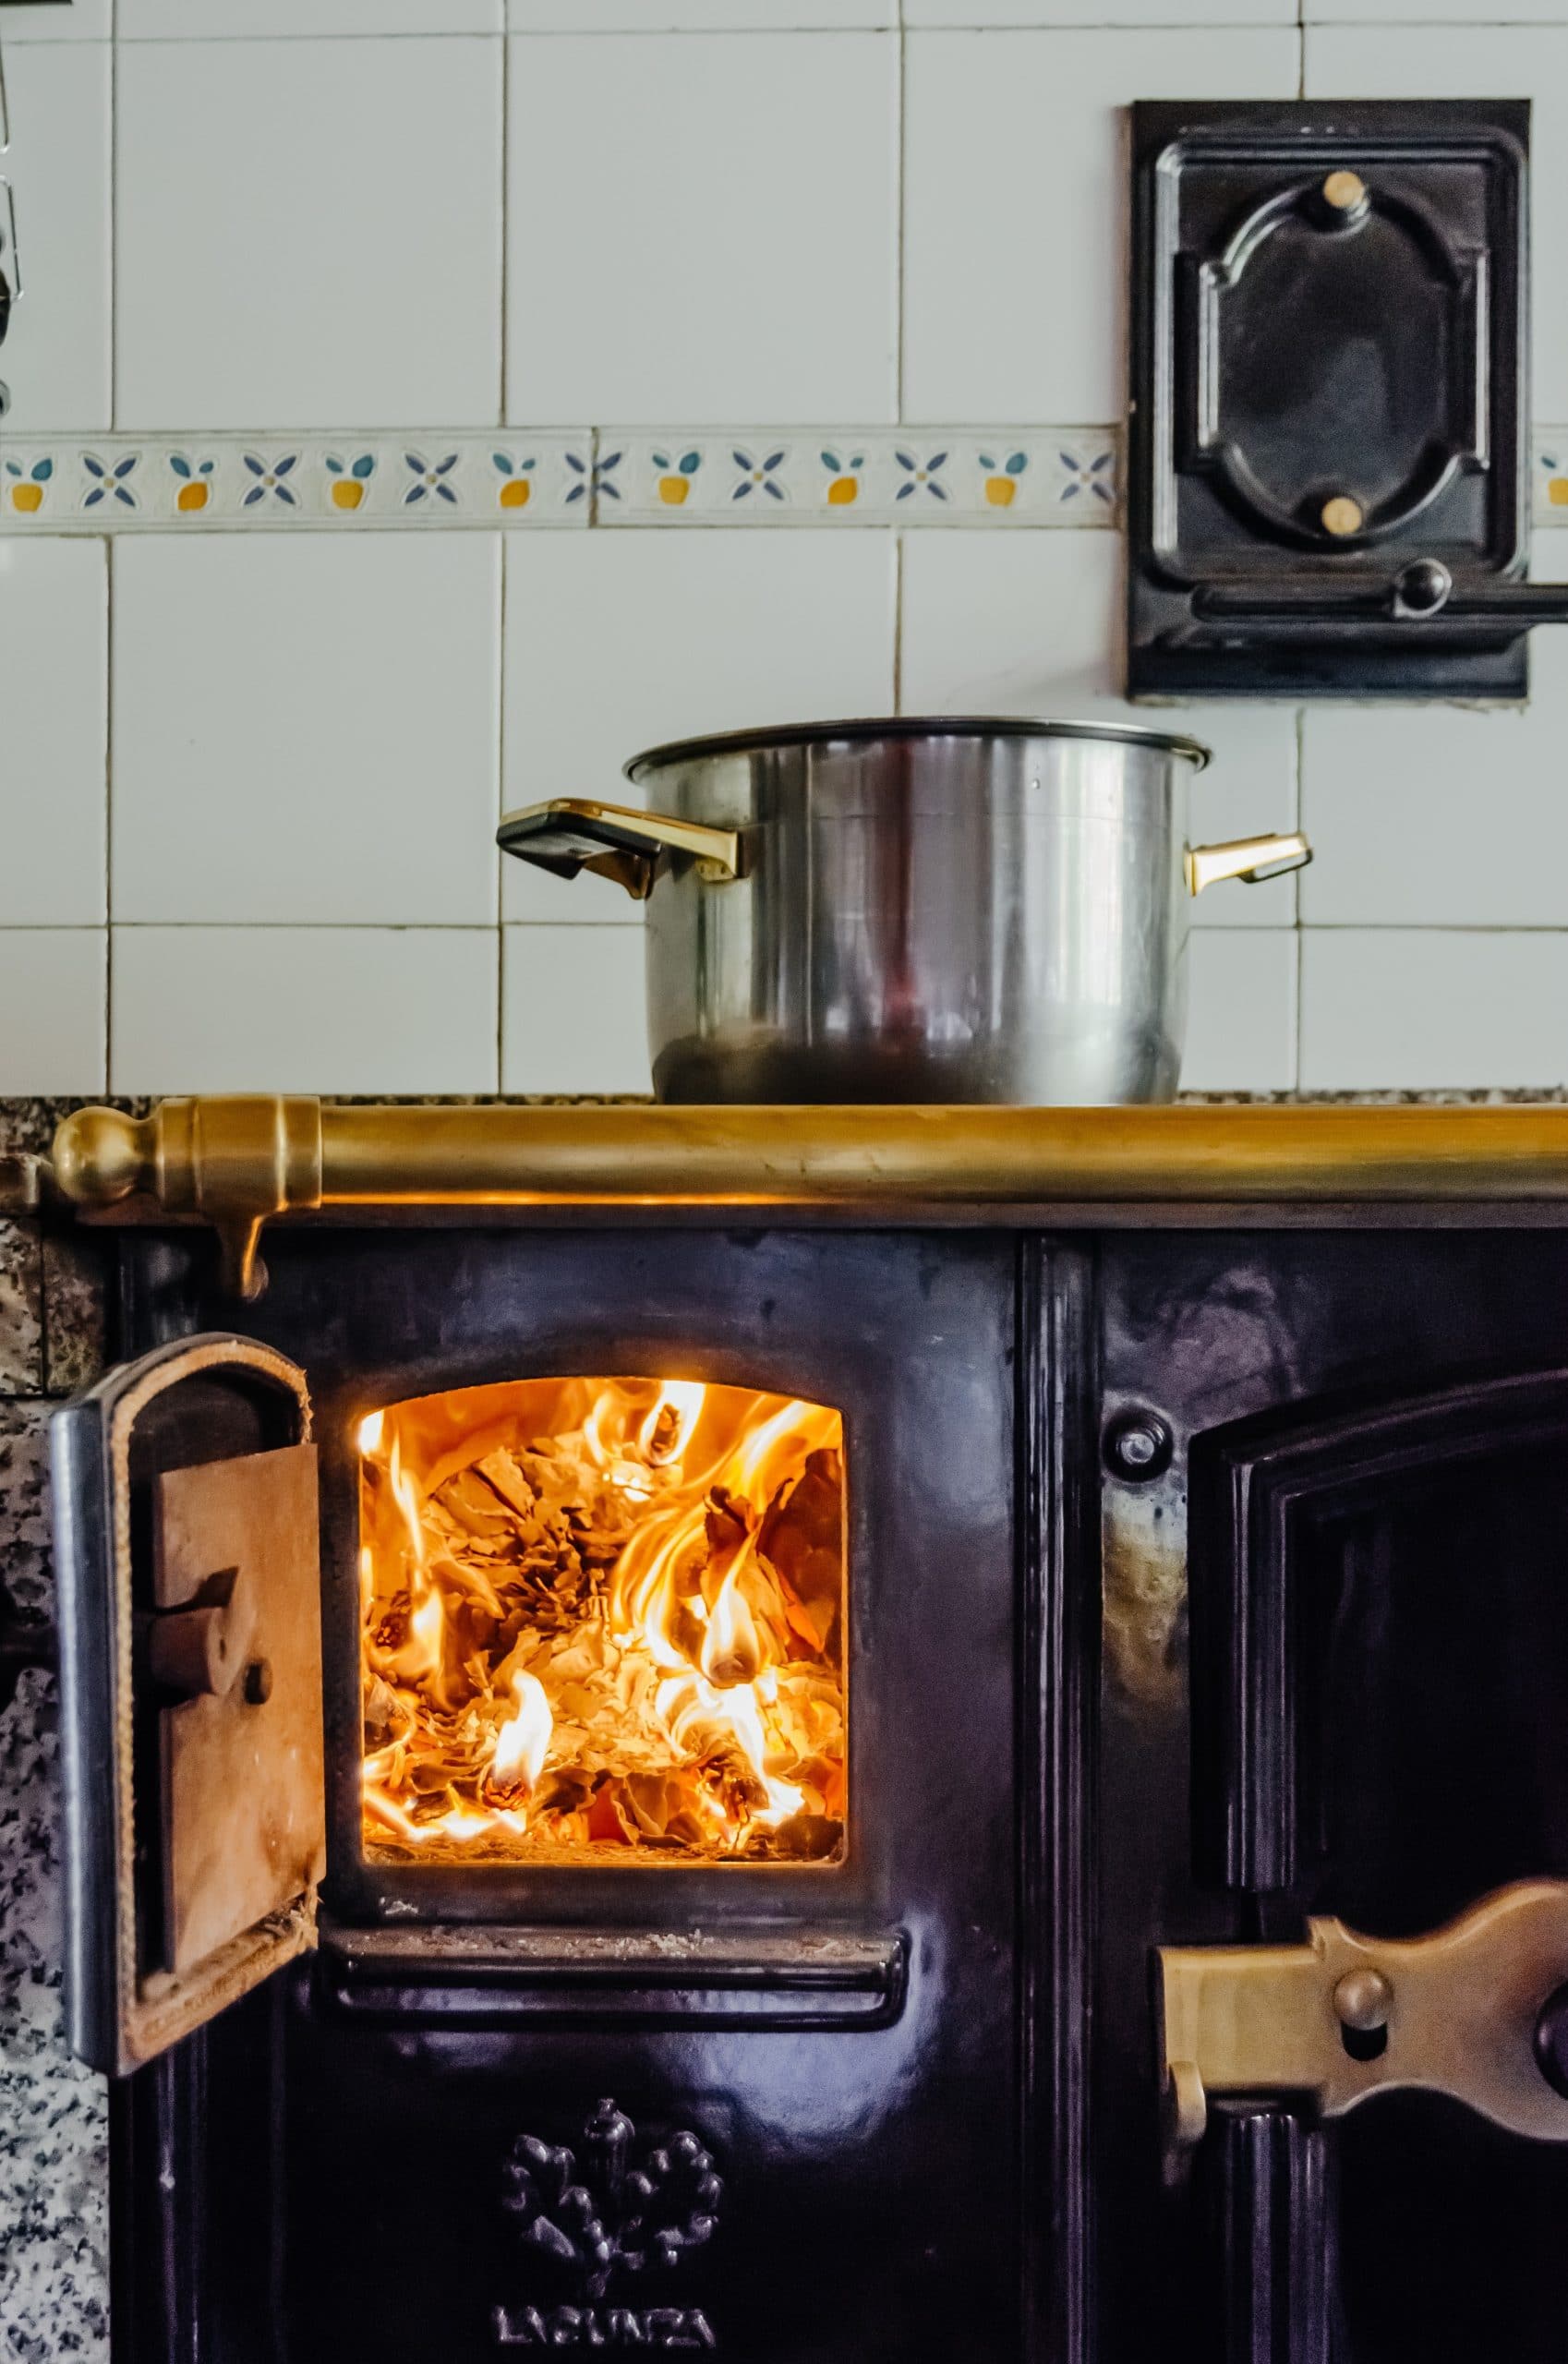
[358,1376,846,1863]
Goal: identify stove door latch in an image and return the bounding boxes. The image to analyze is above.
[1157,1878,1568,2171]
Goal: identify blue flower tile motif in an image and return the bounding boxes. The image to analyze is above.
[895,449,947,501]
[404,451,459,507]
[1056,448,1115,506]
[564,451,589,506]
[732,447,787,503]
[83,452,139,510]
[593,449,623,504]
[242,452,299,508]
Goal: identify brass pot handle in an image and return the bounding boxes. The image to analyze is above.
[497,798,741,903]
[1187,830,1312,897]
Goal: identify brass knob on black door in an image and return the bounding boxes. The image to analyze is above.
[1532,1982,1568,2098]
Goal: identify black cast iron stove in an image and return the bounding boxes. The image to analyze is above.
[37,1099,1568,2363]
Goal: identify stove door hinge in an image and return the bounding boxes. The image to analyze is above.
[1157,1878,1568,2175]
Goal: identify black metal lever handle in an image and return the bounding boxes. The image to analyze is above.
[1193,561,1568,635]
[0,263,11,350]
[0,1572,56,1714]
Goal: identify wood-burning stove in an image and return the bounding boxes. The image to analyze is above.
[35,1099,1568,2361]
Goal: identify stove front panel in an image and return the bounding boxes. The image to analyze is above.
[115,1224,1052,2364]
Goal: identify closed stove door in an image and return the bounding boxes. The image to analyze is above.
[1164,1369,1568,2363]
[53,1332,324,2076]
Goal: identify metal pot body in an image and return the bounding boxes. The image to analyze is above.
[634,722,1207,1105]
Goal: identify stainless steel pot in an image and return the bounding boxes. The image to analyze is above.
[498,718,1310,1104]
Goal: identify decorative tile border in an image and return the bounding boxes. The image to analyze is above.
[0,427,1120,531]
[595,428,1117,523]
[9,427,1568,528]
[0,432,595,530]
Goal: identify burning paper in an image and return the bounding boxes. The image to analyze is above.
[359,1377,847,1863]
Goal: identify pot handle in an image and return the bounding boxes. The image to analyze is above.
[497,798,741,903]
[1186,831,1312,897]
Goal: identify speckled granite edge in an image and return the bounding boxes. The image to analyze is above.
[0,1151,110,2360]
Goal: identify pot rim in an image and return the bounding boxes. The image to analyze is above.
[625,714,1212,779]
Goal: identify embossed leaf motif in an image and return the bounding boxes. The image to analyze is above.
[502,2100,721,2302]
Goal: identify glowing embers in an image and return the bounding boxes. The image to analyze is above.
[358,1379,847,1864]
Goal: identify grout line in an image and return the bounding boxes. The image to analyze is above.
[108,18,118,431]
[495,530,507,1087]
[498,28,510,431]
[893,14,907,426]
[892,529,904,713]
[103,535,114,1093]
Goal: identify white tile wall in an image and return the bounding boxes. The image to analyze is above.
[115,38,502,429]
[1300,932,1568,1092]
[901,28,1299,425]
[0,539,105,926]
[111,925,501,1093]
[506,33,898,425]
[122,0,501,33]
[502,925,649,1095]
[110,535,501,926]
[0,930,104,1092]
[502,531,898,921]
[511,0,889,20]
[7,6,1568,1102]
[908,0,1292,18]
[1185,931,1297,1093]
[0,0,110,40]
[1,42,111,430]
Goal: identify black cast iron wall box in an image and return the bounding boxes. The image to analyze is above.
[1128,98,1568,701]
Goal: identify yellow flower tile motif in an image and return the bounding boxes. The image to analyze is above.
[653,449,701,505]
[4,458,51,513]
[493,452,536,509]
[327,452,376,510]
[821,450,862,506]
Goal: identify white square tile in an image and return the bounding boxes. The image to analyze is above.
[1308,1,1568,18]
[507,33,898,424]
[502,530,896,921]
[1182,930,1297,1093]
[112,535,501,926]
[909,0,1290,18]
[115,39,502,429]
[0,930,104,1092]
[1300,930,1568,1091]
[123,0,500,31]
[512,0,887,18]
[502,923,649,1094]
[0,540,105,926]
[111,926,500,1093]
[0,0,110,41]
[1301,643,1568,928]
[902,28,1300,425]
[898,531,1301,927]
[0,44,111,430]
[1305,28,1568,421]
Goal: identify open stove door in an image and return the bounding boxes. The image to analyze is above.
[1161,1368,1568,2362]
[52,1333,324,2078]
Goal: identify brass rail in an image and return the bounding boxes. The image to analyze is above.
[51,1095,1568,1299]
